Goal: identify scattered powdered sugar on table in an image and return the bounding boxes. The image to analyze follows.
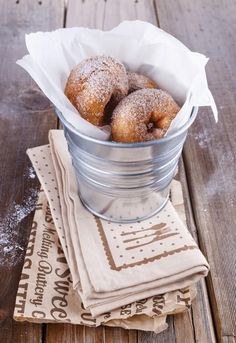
[190,131,212,149]
[24,166,36,179]
[193,132,209,149]
[0,187,38,267]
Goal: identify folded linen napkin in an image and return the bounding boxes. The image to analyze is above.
[14,188,192,333]
[27,130,209,317]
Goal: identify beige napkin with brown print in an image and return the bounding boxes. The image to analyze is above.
[14,187,196,333]
[26,130,208,318]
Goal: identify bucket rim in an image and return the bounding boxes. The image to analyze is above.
[55,106,198,148]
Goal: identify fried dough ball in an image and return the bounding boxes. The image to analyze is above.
[111,89,180,143]
[64,56,129,126]
[127,71,158,93]
[104,71,159,125]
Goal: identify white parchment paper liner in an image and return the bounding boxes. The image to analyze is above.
[17,20,217,140]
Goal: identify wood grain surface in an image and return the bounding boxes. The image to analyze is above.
[0,0,235,342]
[155,1,236,341]
[178,158,216,343]
[0,0,63,342]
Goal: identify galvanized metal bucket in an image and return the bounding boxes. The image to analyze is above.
[56,107,198,223]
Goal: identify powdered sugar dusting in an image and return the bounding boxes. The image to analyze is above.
[0,188,38,267]
[127,71,158,93]
[24,166,36,179]
[112,88,180,143]
[65,56,128,125]
[190,130,212,149]
[69,55,128,95]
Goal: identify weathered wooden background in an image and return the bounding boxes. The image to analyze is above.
[0,1,235,342]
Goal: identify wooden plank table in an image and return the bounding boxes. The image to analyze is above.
[0,1,235,342]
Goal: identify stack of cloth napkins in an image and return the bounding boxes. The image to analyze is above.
[14,130,209,334]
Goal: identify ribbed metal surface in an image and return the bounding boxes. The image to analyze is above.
[56,107,198,222]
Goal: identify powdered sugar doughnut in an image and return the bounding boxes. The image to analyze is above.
[64,56,129,126]
[127,71,158,93]
[111,89,180,143]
